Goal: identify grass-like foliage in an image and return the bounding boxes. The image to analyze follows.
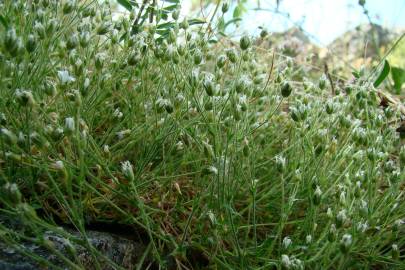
[0,0,404,269]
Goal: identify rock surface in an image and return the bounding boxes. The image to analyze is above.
[0,225,146,270]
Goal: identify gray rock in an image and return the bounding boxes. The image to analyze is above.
[0,225,146,270]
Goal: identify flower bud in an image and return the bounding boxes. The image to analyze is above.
[336,210,347,228]
[282,236,292,250]
[4,28,18,54]
[194,49,203,65]
[2,182,22,205]
[64,117,75,134]
[313,185,322,205]
[318,75,327,90]
[226,48,238,63]
[216,55,227,69]
[79,31,91,47]
[63,1,75,14]
[15,89,36,107]
[97,22,111,35]
[339,234,352,254]
[46,19,58,35]
[34,22,46,39]
[95,53,105,70]
[281,82,292,97]
[327,224,337,242]
[0,128,17,145]
[325,101,334,114]
[66,33,79,50]
[392,244,399,260]
[172,9,180,20]
[240,36,251,51]
[202,165,218,176]
[121,160,135,182]
[203,76,215,96]
[26,34,37,53]
[260,29,268,38]
[275,155,286,173]
[222,2,229,13]
[180,19,189,30]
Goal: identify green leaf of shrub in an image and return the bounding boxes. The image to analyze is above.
[117,0,132,11]
[391,66,405,93]
[373,60,390,88]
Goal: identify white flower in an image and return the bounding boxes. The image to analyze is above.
[282,236,292,249]
[103,145,110,154]
[340,234,352,248]
[306,235,312,244]
[64,117,75,133]
[58,70,76,86]
[121,161,134,181]
[52,160,65,170]
[281,254,291,269]
[113,108,123,119]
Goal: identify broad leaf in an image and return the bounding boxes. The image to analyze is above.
[391,66,405,93]
[373,60,390,88]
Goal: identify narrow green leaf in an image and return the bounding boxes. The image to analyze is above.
[224,18,242,28]
[162,4,179,12]
[373,60,390,88]
[117,0,132,11]
[391,66,405,93]
[187,18,206,26]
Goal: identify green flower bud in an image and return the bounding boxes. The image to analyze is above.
[34,22,46,39]
[26,34,37,53]
[392,244,399,260]
[79,31,91,47]
[15,89,36,107]
[203,77,215,96]
[95,53,105,70]
[339,234,352,254]
[318,75,327,90]
[97,22,111,35]
[180,19,189,30]
[63,0,75,14]
[172,9,180,20]
[313,186,322,205]
[66,33,79,50]
[4,28,18,54]
[216,55,226,69]
[240,35,251,51]
[281,82,292,97]
[194,49,203,65]
[226,48,238,63]
[121,161,135,182]
[325,101,334,114]
[327,224,337,242]
[127,51,139,66]
[2,183,22,205]
[260,29,268,38]
[222,2,229,13]
[168,29,177,44]
[46,19,58,35]
[64,117,75,135]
